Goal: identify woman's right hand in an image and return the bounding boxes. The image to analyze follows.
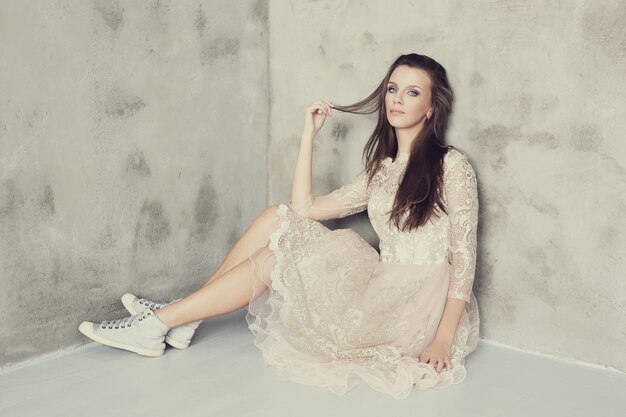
[303,99,334,137]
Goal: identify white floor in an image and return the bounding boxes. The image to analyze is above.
[1,309,624,417]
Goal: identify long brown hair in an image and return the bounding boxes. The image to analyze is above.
[333,53,455,231]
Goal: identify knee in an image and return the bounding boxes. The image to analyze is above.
[264,204,280,217]
[253,204,280,226]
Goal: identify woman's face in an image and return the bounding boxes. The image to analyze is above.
[384,65,433,132]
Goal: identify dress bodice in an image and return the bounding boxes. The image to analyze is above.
[367,151,450,265]
[286,147,478,303]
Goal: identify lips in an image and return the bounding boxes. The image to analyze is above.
[390,109,404,115]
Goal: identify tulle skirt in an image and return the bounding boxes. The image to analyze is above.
[244,204,479,399]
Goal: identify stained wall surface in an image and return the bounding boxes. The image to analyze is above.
[0,0,268,367]
[267,0,626,371]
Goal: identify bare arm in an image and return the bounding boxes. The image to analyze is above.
[289,130,316,213]
[289,99,331,213]
[289,100,370,220]
[434,297,466,344]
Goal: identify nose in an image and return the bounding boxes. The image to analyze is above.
[393,93,402,104]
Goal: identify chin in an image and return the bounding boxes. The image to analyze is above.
[386,118,407,128]
[390,121,419,129]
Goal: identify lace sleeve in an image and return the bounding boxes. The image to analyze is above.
[288,169,370,221]
[444,151,479,303]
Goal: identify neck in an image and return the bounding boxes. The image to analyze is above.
[395,122,425,154]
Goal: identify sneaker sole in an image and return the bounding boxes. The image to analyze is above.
[121,294,190,350]
[78,322,164,357]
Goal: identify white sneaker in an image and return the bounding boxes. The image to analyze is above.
[121,293,201,349]
[78,309,170,357]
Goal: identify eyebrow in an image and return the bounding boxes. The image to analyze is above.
[387,81,422,91]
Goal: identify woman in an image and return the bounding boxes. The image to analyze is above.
[79,53,480,399]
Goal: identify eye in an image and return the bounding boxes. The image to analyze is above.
[387,86,397,93]
[409,90,419,96]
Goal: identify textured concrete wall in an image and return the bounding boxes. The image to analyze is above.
[268,0,626,371]
[0,0,268,367]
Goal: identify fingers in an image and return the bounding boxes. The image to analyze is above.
[309,104,328,116]
[319,99,334,115]
[418,352,450,373]
[432,358,445,373]
[317,101,331,116]
[309,99,334,116]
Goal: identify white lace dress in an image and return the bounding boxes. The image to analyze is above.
[244,147,480,399]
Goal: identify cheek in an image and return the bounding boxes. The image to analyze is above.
[410,100,428,116]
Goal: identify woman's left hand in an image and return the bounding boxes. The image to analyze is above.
[418,338,452,373]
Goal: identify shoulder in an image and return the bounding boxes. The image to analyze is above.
[443,146,468,166]
[443,147,477,180]
[443,146,467,165]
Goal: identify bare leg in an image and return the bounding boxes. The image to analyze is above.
[153,205,282,328]
[199,205,282,287]
[154,246,276,327]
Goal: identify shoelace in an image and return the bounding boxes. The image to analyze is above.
[138,299,167,310]
[100,310,152,329]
